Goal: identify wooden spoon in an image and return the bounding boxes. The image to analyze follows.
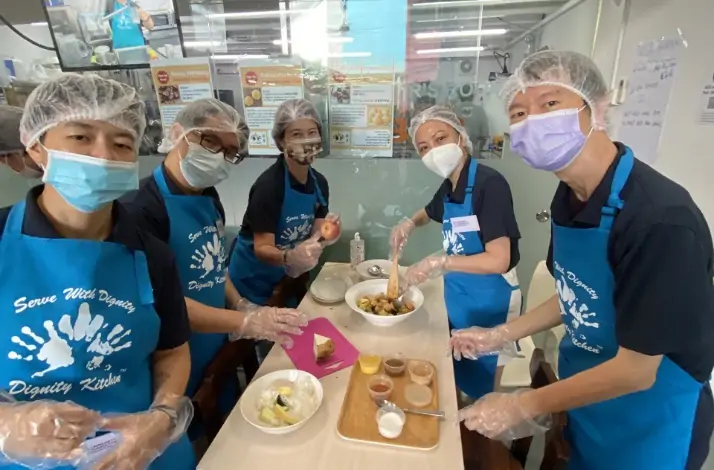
[387,248,400,299]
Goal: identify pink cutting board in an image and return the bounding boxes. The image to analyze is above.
[282,317,359,379]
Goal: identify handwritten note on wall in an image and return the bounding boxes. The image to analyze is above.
[617,37,683,164]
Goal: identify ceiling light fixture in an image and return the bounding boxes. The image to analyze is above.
[30,22,48,26]
[272,37,354,46]
[416,46,485,54]
[414,28,507,39]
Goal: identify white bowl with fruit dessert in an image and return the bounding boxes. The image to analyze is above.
[240,369,324,435]
[344,279,424,327]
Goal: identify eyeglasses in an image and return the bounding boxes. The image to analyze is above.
[194,131,246,164]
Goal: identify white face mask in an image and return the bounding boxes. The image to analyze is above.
[422,143,463,178]
[179,143,231,189]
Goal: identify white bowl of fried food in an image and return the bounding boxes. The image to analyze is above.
[240,369,323,435]
[345,279,424,327]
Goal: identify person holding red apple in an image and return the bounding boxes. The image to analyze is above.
[228,99,341,308]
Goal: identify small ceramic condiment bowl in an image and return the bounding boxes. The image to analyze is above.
[407,360,434,386]
[367,374,394,403]
[383,354,406,377]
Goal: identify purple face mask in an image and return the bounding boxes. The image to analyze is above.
[509,107,591,172]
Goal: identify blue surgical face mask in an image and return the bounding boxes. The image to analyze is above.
[41,148,139,213]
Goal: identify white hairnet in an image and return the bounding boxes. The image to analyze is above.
[158,98,249,154]
[272,99,322,150]
[408,105,474,154]
[20,73,146,148]
[502,50,610,130]
[0,106,24,156]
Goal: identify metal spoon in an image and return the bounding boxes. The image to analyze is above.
[367,265,388,278]
[376,399,445,419]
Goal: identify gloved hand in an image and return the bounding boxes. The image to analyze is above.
[92,396,193,470]
[449,324,515,360]
[389,218,416,256]
[285,234,323,278]
[0,399,101,466]
[319,213,342,246]
[404,254,449,287]
[231,298,308,348]
[459,390,551,442]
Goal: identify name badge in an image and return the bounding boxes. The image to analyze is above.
[451,215,480,234]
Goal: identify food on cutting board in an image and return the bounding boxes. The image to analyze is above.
[358,353,382,375]
[357,293,415,316]
[314,333,335,362]
[257,378,319,428]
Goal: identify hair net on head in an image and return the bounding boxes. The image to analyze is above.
[502,50,610,130]
[271,99,322,150]
[20,73,146,148]
[408,105,474,154]
[158,98,248,154]
[0,106,24,156]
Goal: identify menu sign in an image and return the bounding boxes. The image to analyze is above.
[238,61,305,155]
[328,67,395,157]
[150,58,214,132]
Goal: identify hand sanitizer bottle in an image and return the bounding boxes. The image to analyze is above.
[350,232,365,268]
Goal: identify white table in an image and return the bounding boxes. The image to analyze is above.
[198,263,465,470]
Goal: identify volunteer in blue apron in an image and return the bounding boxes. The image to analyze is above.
[228,98,340,308]
[121,98,307,406]
[389,106,522,401]
[110,0,154,50]
[0,73,194,470]
[0,105,43,178]
[452,51,714,470]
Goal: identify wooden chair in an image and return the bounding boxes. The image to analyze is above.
[191,272,311,442]
[510,348,570,470]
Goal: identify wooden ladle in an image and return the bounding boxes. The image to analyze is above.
[387,248,400,299]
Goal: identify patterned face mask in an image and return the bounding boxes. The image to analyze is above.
[285,138,322,165]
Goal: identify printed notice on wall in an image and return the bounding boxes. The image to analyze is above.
[151,58,214,132]
[698,73,714,125]
[616,36,684,163]
[238,60,304,155]
[328,66,395,157]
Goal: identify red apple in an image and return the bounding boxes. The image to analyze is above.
[320,221,340,241]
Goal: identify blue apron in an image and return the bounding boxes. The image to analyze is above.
[229,162,326,306]
[554,147,703,470]
[443,159,520,399]
[153,166,227,398]
[111,1,145,50]
[0,200,194,470]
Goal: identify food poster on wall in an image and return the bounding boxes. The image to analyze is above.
[697,72,714,125]
[150,58,214,132]
[328,66,395,157]
[238,61,305,155]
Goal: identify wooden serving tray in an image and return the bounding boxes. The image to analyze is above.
[336,359,440,450]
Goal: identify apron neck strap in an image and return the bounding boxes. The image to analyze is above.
[153,165,172,196]
[3,200,27,238]
[600,147,634,228]
[283,163,326,207]
[462,158,478,210]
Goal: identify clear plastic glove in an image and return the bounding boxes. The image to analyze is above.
[404,254,449,287]
[91,396,193,470]
[449,324,516,361]
[0,399,102,467]
[458,390,551,442]
[285,234,323,278]
[318,213,342,246]
[231,298,308,348]
[389,218,416,256]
